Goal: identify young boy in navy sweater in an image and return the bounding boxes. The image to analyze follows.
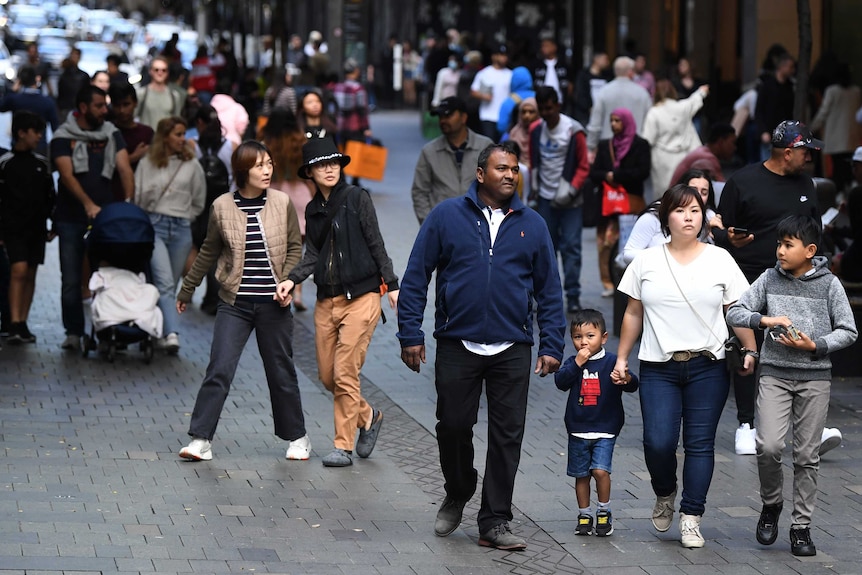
[727,215,857,557]
[555,309,638,537]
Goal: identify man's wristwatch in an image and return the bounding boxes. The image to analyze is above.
[743,349,760,359]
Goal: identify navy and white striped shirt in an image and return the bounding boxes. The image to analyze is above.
[234,190,277,301]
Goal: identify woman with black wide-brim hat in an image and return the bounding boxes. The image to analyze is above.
[276,137,399,467]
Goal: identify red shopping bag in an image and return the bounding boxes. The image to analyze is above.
[601,181,630,216]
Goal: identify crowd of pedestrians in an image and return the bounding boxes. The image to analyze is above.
[0,25,860,562]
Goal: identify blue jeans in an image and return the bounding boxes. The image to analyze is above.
[56,221,88,336]
[149,214,193,336]
[567,435,616,477]
[188,300,306,442]
[534,197,582,305]
[639,356,730,516]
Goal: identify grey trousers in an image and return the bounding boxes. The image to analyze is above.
[755,374,830,526]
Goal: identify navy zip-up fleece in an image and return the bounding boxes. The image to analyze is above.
[397,180,566,361]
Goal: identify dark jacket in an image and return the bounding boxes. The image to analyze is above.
[589,136,651,198]
[397,180,566,360]
[555,351,639,435]
[0,149,55,238]
[288,180,399,300]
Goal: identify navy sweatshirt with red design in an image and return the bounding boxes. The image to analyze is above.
[555,350,639,436]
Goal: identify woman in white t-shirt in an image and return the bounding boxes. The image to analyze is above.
[612,184,756,549]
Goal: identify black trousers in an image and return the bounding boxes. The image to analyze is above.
[434,338,532,533]
[733,328,765,426]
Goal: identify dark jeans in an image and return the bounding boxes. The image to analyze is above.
[535,198,583,305]
[188,299,306,442]
[479,120,501,143]
[639,356,730,516]
[55,221,88,336]
[434,338,532,534]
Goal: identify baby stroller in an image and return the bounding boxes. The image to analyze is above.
[82,203,163,363]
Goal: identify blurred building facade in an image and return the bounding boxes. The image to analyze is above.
[127,0,861,115]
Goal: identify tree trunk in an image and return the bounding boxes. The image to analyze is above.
[794,0,812,120]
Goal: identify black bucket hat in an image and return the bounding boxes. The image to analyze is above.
[298,137,351,179]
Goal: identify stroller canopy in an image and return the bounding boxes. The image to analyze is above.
[89,202,155,245]
[88,202,155,274]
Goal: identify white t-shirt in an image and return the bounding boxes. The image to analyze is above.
[617,244,749,362]
[471,66,513,123]
[537,115,578,200]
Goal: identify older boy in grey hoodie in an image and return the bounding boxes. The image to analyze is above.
[727,215,857,558]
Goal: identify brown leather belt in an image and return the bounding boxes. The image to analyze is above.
[671,350,715,362]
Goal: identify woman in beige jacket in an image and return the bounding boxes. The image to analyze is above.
[175,140,310,463]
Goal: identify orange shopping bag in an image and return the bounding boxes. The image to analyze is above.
[343,140,388,181]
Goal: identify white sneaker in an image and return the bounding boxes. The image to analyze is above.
[164,333,180,355]
[179,438,212,461]
[679,513,705,548]
[819,427,842,456]
[60,334,81,350]
[652,490,676,532]
[735,423,756,455]
[285,434,311,460]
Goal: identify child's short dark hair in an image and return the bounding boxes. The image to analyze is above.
[776,214,821,248]
[570,308,606,335]
[11,110,46,137]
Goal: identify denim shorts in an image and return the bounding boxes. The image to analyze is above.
[567,435,616,478]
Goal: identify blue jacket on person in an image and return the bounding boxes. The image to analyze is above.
[397,180,566,361]
[496,66,535,136]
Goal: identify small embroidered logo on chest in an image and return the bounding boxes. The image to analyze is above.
[800,196,808,202]
[520,231,525,237]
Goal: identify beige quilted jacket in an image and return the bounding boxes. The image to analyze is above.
[178,190,302,305]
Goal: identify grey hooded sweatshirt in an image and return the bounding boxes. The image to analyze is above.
[726,256,858,381]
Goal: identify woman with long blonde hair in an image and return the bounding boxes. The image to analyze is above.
[134,116,206,354]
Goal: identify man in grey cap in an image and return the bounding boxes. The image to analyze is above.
[410,96,493,223]
[716,120,841,457]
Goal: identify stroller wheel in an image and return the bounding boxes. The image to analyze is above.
[81,335,92,358]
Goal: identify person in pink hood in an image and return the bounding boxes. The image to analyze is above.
[210,90,249,147]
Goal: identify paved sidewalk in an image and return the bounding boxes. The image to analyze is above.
[1,110,861,574]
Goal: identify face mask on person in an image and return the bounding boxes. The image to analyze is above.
[448,61,458,70]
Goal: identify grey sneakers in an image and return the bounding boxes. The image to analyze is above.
[322,448,353,467]
[652,490,677,532]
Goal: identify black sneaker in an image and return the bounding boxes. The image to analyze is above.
[18,322,36,343]
[567,299,582,314]
[790,526,816,556]
[5,323,24,345]
[595,509,613,537]
[434,496,468,537]
[575,513,593,536]
[756,503,782,545]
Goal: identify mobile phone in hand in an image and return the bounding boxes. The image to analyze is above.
[769,326,787,341]
[732,227,750,236]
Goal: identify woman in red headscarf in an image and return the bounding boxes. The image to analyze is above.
[589,107,651,296]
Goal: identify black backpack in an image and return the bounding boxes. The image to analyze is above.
[199,145,230,205]
[192,143,230,248]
